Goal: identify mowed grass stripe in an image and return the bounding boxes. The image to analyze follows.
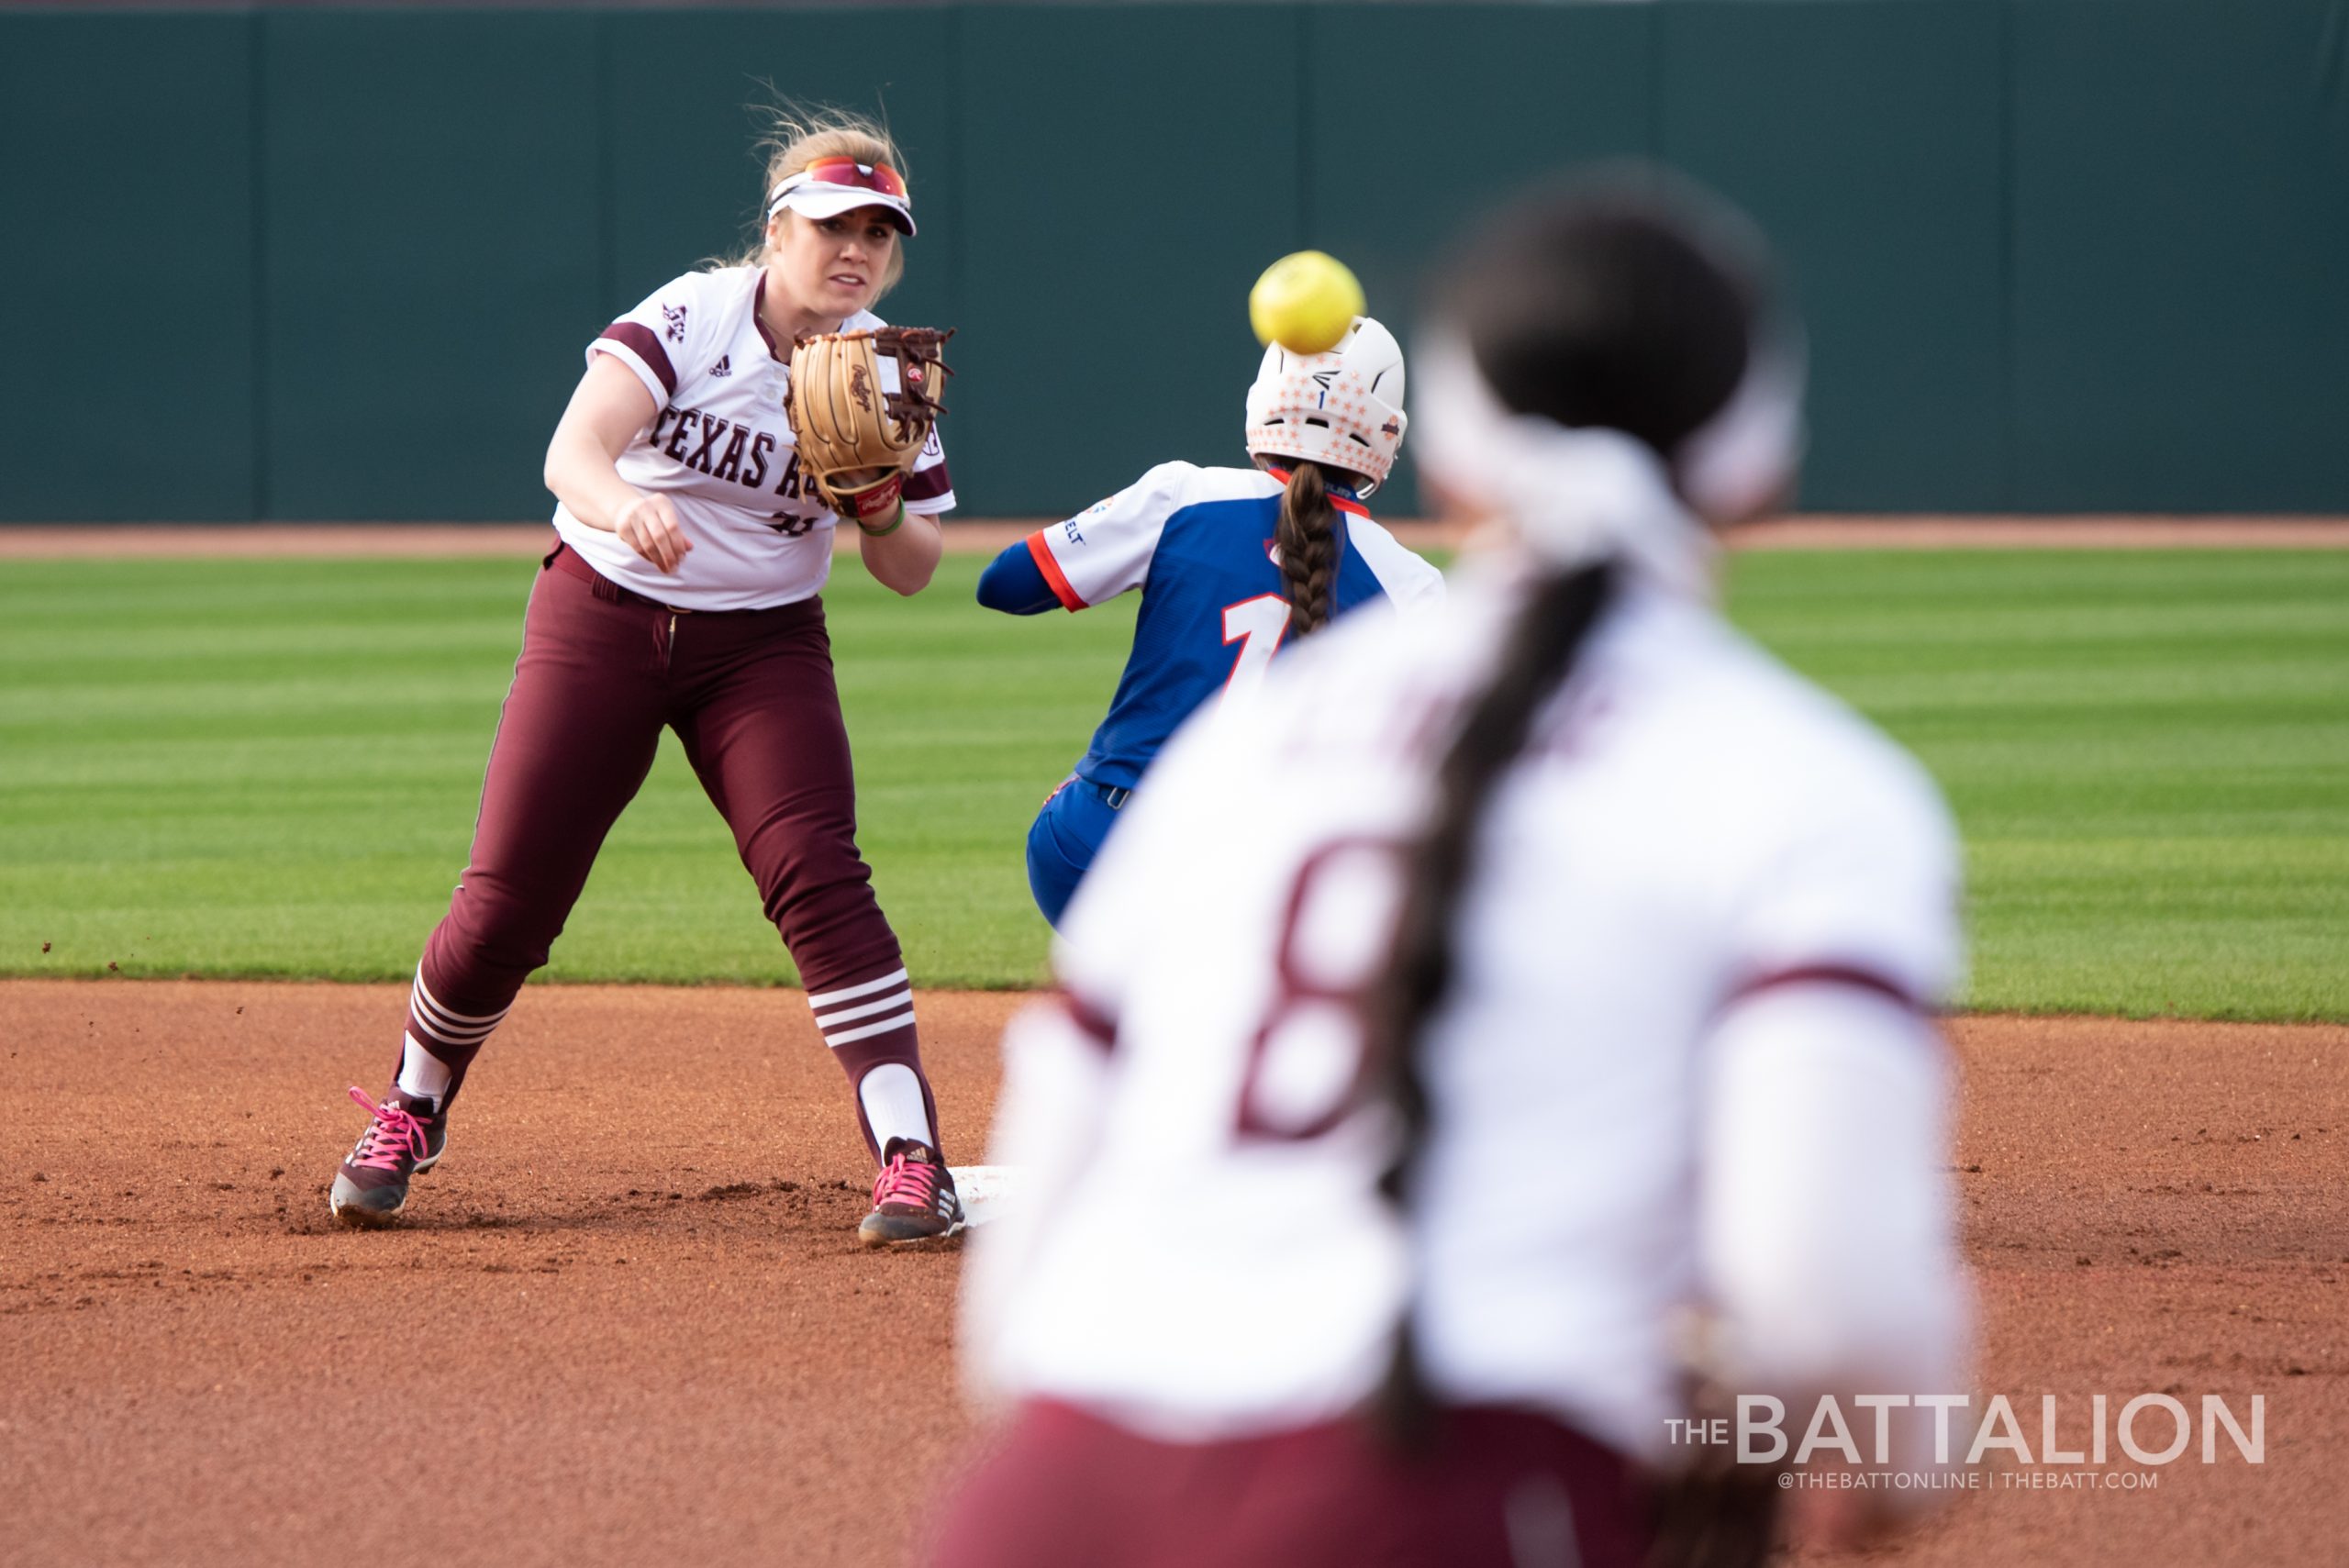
[1,549,2342,1018]
[0,554,1131,990]
[1731,550,2347,1020]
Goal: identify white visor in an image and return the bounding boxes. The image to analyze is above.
[767,181,916,237]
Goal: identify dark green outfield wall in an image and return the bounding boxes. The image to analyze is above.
[4,2,2344,521]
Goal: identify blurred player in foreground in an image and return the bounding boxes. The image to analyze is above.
[974,308,1442,928]
[935,174,1971,1566]
[327,108,964,1244]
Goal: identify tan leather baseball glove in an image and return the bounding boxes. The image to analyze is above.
[785,326,954,531]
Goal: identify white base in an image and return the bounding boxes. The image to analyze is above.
[949,1165,1020,1229]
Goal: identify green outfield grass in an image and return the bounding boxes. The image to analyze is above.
[1,548,2342,1019]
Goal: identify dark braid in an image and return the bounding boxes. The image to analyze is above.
[1274,462,1343,638]
[1364,560,1618,1450]
[1361,172,1771,1453]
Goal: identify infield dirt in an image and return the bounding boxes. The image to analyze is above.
[3,982,2342,1568]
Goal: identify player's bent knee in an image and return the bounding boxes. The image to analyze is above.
[1024,842,1081,930]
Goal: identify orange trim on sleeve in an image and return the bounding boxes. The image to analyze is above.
[1027,530,1088,612]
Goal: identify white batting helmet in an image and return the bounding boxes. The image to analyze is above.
[1243,316,1408,497]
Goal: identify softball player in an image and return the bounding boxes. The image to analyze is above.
[329,110,963,1245]
[938,180,1970,1566]
[975,318,1442,928]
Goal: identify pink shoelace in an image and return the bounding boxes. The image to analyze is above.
[346,1085,430,1172]
[871,1149,942,1211]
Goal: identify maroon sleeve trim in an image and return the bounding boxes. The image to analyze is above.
[905,461,953,502]
[1722,963,1924,1015]
[596,322,677,397]
[1057,989,1118,1055]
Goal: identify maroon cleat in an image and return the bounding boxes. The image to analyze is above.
[328,1085,448,1229]
[858,1138,963,1247]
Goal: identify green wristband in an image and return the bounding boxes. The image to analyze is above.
[856,500,907,539]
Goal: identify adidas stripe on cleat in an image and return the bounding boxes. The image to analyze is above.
[328,1085,448,1229]
[859,1137,963,1246]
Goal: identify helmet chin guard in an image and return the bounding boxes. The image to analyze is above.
[1243,315,1408,497]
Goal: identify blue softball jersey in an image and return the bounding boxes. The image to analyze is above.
[983,462,1444,793]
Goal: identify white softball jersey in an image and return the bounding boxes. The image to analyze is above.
[553,265,954,611]
[963,560,1970,1464]
[1026,460,1445,615]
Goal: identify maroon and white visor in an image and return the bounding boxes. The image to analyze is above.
[767,158,916,236]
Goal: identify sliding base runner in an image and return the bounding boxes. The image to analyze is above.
[975,287,1442,930]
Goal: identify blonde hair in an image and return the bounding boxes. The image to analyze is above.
[718,104,909,296]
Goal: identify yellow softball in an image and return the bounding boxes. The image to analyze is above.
[1249,250,1366,356]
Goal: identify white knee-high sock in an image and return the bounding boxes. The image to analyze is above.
[395,1031,454,1106]
[858,1062,933,1153]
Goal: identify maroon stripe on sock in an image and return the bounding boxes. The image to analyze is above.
[833,1017,918,1060]
[403,1006,484,1062]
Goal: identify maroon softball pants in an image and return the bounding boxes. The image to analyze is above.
[929,1399,1649,1568]
[400,544,936,1158]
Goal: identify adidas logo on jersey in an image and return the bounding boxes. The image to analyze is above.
[708,355,732,378]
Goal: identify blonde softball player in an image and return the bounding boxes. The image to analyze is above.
[328,110,963,1245]
[975,317,1442,928]
[938,178,1970,1565]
